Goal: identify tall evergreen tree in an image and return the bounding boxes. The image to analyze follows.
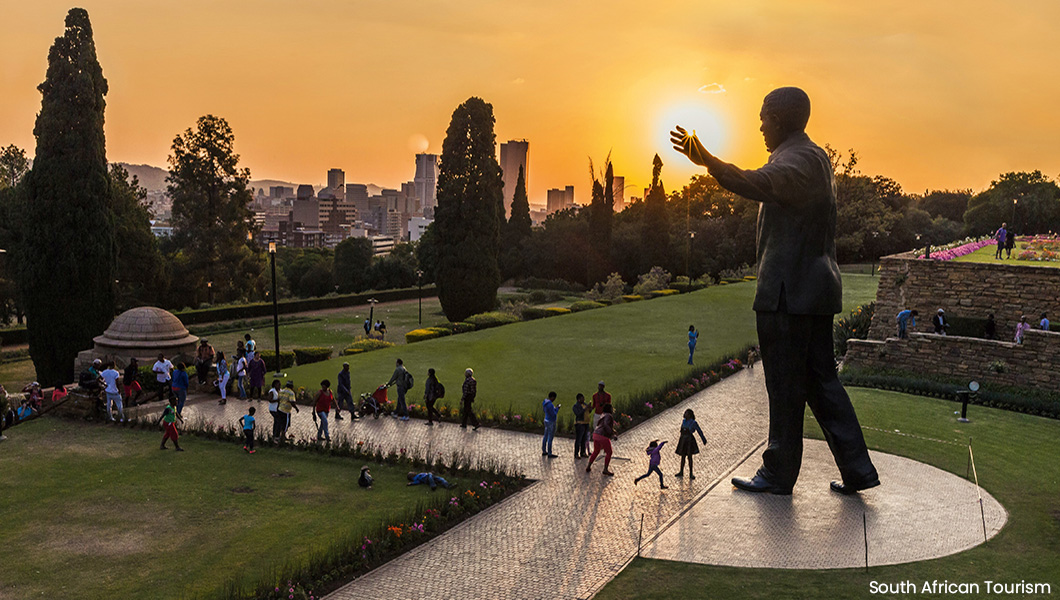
[642,154,670,271]
[333,236,374,293]
[167,115,263,306]
[12,9,115,384]
[434,97,504,321]
[0,145,30,190]
[501,165,531,279]
[587,159,614,283]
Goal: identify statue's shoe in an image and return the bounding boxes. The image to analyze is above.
[732,475,792,495]
[830,478,881,495]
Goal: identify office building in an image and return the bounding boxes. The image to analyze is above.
[499,140,529,218]
[414,153,439,211]
[546,186,575,214]
[409,216,433,242]
[611,175,626,212]
[296,184,315,200]
[270,186,294,199]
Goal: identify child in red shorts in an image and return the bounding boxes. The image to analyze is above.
[157,396,184,451]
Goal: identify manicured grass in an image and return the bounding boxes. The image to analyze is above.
[951,242,1060,267]
[285,276,879,419]
[595,388,1060,600]
[0,418,462,600]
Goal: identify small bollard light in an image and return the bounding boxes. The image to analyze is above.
[955,381,978,423]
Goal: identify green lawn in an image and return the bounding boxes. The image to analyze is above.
[285,275,879,418]
[596,388,1060,599]
[0,418,463,600]
[951,242,1060,267]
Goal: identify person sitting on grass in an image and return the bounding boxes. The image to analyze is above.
[17,398,37,421]
[157,396,184,452]
[634,439,669,489]
[359,466,374,489]
[407,471,453,490]
[239,406,256,454]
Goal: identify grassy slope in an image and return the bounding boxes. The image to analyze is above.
[595,388,1060,600]
[0,419,462,600]
[283,275,878,418]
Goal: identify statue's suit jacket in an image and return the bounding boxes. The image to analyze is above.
[707,132,842,316]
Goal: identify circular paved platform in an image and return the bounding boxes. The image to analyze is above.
[640,439,1007,569]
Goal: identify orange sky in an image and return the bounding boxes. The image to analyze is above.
[2,1,1059,206]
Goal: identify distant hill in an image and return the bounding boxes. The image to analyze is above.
[113,162,384,197]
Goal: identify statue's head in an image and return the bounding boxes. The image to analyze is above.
[760,87,811,152]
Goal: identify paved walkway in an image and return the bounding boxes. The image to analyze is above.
[129,369,1007,599]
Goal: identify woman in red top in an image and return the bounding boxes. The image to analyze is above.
[586,403,618,476]
[314,379,339,442]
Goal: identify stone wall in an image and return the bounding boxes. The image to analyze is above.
[867,252,1060,341]
[846,329,1060,393]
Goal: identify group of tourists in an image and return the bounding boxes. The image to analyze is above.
[994,222,1017,259]
[897,307,1051,343]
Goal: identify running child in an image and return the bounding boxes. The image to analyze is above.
[157,396,184,451]
[634,439,669,489]
[239,406,257,454]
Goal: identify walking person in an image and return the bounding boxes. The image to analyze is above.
[152,353,174,403]
[277,381,299,441]
[195,339,215,386]
[313,379,338,442]
[123,357,143,406]
[586,403,617,475]
[235,351,248,400]
[675,409,708,480]
[385,358,413,421]
[424,368,443,426]
[247,352,266,400]
[239,406,257,454]
[572,393,590,458]
[101,361,125,422]
[688,325,699,365]
[171,363,189,416]
[460,368,480,430]
[336,363,355,420]
[634,440,669,489]
[158,396,184,451]
[266,379,283,440]
[994,223,1007,260]
[244,333,256,362]
[542,391,560,458]
[216,352,230,405]
[1015,315,1032,344]
[591,381,611,431]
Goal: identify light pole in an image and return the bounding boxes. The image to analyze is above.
[207,281,213,305]
[269,242,283,377]
[688,231,695,280]
[416,269,424,325]
[368,298,378,337]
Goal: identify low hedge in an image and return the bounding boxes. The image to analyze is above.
[439,322,476,334]
[621,294,643,302]
[647,289,680,298]
[342,338,395,355]
[568,300,606,313]
[465,312,520,329]
[405,327,453,344]
[840,365,1060,419]
[293,347,333,366]
[521,306,571,320]
[258,350,296,371]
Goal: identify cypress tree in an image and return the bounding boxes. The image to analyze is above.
[434,97,504,321]
[642,154,671,271]
[13,8,115,384]
[587,160,615,283]
[501,165,532,279]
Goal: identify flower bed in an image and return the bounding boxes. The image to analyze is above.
[1016,236,1060,262]
[917,238,995,261]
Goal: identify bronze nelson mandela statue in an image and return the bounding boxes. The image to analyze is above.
[670,87,879,495]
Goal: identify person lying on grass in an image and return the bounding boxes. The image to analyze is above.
[407,471,453,490]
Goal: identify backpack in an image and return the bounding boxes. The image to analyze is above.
[435,381,445,399]
[404,369,414,390]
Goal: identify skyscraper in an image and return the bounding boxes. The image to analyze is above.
[414,153,439,211]
[611,175,626,212]
[499,140,529,218]
[324,168,345,200]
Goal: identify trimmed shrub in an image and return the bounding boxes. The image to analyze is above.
[259,350,296,371]
[343,338,395,355]
[527,289,565,304]
[586,272,627,302]
[513,277,586,292]
[466,311,520,329]
[521,306,571,320]
[647,289,680,298]
[437,321,476,334]
[621,294,643,302]
[293,347,333,365]
[632,266,672,295]
[406,327,453,344]
[568,300,606,312]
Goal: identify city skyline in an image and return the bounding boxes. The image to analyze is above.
[3,1,1059,206]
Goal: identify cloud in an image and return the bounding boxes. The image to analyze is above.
[511,77,525,85]
[698,82,726,94]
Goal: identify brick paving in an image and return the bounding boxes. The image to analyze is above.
[128,368,1007,598]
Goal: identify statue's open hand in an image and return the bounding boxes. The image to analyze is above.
[670,125,710,167]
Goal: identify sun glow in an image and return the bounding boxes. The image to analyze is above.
[654,100,730,162]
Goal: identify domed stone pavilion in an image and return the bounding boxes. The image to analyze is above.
[76,306,199,370]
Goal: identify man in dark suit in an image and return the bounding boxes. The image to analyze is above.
[670,87,879,495]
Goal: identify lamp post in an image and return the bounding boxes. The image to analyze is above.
[416,269,424,325]
[1011,198,1017,224]
[368,298,378,336]
[207,281,213,305]
[688,231,695,280]
[269,242,283,377]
